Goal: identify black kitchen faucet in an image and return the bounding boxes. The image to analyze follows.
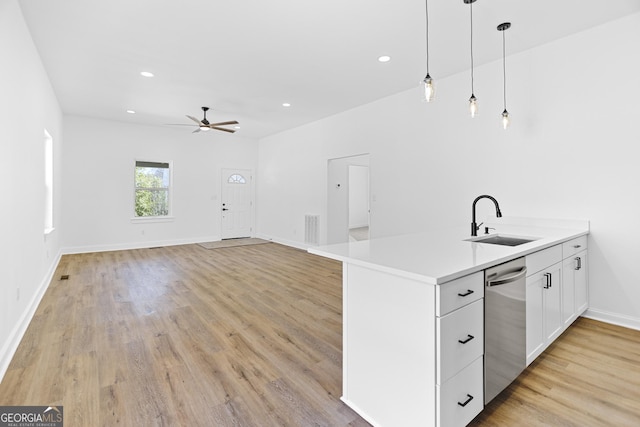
[471,195,503,236]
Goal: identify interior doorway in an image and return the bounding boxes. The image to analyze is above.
[348,164,370,242]
[221,168,253,239]
[327,154,370,245]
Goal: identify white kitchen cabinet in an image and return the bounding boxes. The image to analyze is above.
[342,263,483,427]
[436,299,484,384]
[526,237,589,366]
[562,236,588,326]
[574,250,588,313]
[526,246,563,365]
[309,217,590,426]
[436,356,484,427]
[435,271,484,317]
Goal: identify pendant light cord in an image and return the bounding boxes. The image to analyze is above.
[425,0,430,74]
[470,1,474,94]
[502,29,507,110]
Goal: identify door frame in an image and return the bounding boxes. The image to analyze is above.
[220,167,255,240]
[326,154,370,245]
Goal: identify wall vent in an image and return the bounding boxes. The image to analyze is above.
[305,214,320,245]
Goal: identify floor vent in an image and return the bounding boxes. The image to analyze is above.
[60,275,69,280]
[305,214,320,245]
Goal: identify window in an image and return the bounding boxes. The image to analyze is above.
[228,174,246,184]
[44,129,54,233]
[134,161,171,217]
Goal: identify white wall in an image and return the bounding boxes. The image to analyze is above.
[349,165,370,229]
[62,116,258,252]
[257,13,640,328]
[0,0,64,378]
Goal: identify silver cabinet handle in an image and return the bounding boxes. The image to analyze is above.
[543,272,552,289]
[573,244,582,249]
[575,257,582,270]
[458,289,474,297]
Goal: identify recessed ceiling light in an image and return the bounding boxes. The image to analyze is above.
[282,103,291,107]
[126,110,136,114]
[378,55,391,63]
[140,71,154,77]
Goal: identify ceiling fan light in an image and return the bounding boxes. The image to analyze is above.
[199,125,210,132]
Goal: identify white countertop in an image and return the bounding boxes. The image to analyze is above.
[308,217,589,285]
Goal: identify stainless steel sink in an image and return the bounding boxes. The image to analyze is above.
[466,234,537,246]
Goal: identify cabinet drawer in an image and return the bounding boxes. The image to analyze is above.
[437,299,484,384]
[436,271,483,316]
[562,235,588,259]
[437,356,484,427]
[526,245,562,276]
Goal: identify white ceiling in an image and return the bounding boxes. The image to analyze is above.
[20,0,640,139]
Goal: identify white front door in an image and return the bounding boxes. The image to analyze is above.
[221,168,253,239]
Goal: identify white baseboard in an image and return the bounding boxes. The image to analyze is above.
[254,233,310,251]
[0,250,63,382]
[582,308,640,331]
[61,235,220,255]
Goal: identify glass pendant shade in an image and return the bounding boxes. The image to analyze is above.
[423,74,435,102]
[501,109,510,129]
[465,0,477,119]
[422,0,434,103]
[498,22,511,130]
[469,94,478,118]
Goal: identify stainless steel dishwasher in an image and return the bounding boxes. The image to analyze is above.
[484,257,527,404]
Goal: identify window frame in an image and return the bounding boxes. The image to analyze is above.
[131,159,174,223]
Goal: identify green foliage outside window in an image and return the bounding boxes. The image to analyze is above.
[135,164,170,217]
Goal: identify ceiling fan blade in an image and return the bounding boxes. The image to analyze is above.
[186,115,202,125]
[210,126,236,133]
[209,120,239,127]
[166,123,197,126]
[192,128,201,133]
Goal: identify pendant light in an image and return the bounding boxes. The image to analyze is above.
[464,0,478,117]
[498,22,511,129]
[422,0,434,102]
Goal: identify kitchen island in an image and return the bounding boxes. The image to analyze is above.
[309,217,589,427]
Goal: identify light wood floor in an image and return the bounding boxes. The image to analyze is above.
[470,317,640,426]
[1,243,639,426]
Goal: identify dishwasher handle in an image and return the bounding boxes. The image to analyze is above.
[487,267,527,287]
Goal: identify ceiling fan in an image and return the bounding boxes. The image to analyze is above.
[172,107,238,133]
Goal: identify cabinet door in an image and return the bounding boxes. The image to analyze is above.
[562,249,588,327]
[526,263,562,365]
[544,265,562,344]
[436,299,484,384]
[574,250,588,314]
[436,356,484,427]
